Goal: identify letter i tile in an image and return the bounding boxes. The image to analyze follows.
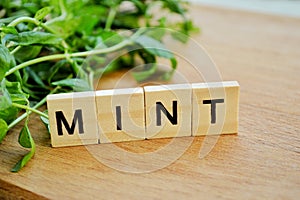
[96,87,145,143]
[144,84,192,139]
[47,92,99,147]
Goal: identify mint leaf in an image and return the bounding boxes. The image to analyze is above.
[4,31,62,46]
[0,79,19,124]
[0,119,8,143]
[46,17,81,39]
[52,78,92,92]
[40,110,50,134]
[34,6,52,20]
[0,44,15,81]
[0,79,28,124]
[132,64,157,82]
[18,125,31,148]
[11,125,36,172]
[0,24,18,34]
[134,35,174,59]
[15,46,42,62]
[5,81,29,105]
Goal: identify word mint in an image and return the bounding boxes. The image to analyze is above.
[47,81,239,147]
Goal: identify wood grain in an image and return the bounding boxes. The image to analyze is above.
[0,4,299,199]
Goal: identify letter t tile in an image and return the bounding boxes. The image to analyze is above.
[192,81,240,135]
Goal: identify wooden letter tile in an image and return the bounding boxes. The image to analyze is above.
[144,84,192,139]
[96,87,145,143]
[47,92,99,147]
[192,81,240,136]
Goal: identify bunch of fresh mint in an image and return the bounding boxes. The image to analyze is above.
[0,0,198,172]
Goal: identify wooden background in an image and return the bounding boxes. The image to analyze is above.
[1,4,299,199]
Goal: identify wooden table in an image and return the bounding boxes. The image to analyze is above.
[1,4,299,199]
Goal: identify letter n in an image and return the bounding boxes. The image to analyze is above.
[156,101,178,126]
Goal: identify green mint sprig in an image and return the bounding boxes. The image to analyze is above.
[0,0,198,172]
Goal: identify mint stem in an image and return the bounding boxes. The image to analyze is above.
[10,46,22,54]
[7,87,60,130]
[5,39,132,77]
[8,16,56,34]
[105,7,117,31]
[11,103,49,119]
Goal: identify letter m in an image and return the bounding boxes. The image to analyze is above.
[55,109,84,136]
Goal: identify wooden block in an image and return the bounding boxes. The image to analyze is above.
[47,92,99,147]
[192,81,240,136]
[144,84,192,139]
[96,87,145,143]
